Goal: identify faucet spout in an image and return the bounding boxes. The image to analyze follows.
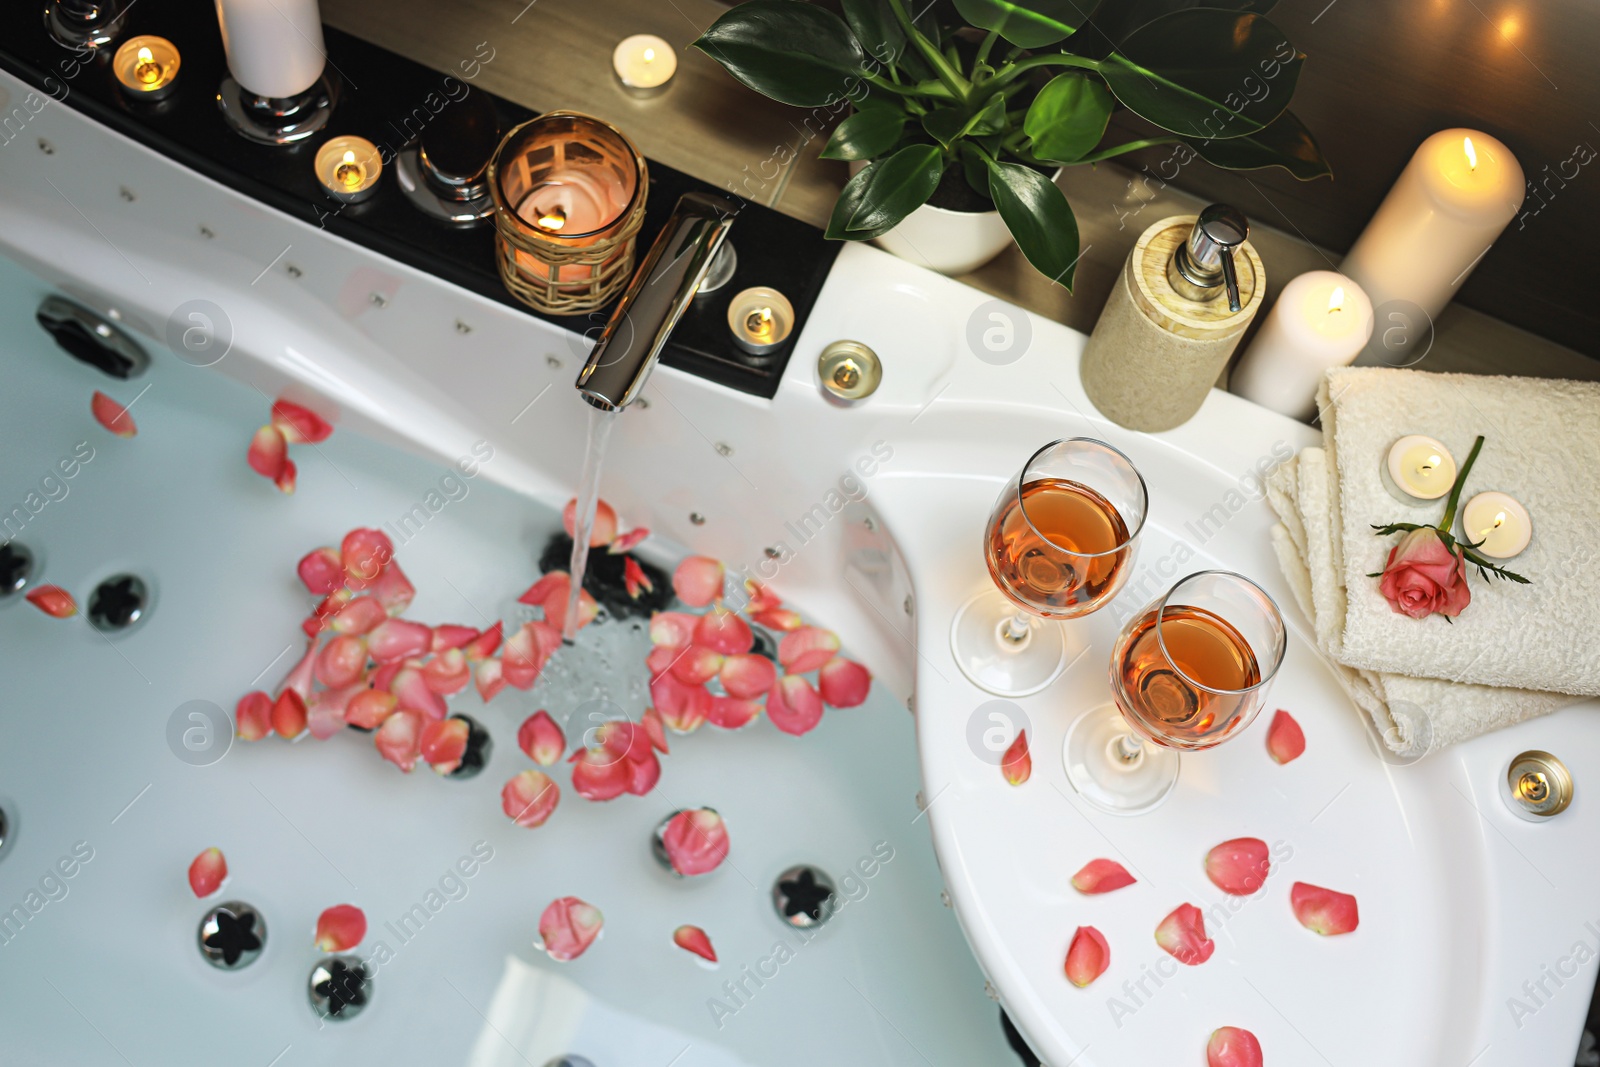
[575,191,741,410]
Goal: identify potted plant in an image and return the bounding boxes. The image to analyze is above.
[693,0,1330,284]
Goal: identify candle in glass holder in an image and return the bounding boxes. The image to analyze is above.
[1382,435,1457,504]
[113,36,181,100]
[612,35,676,96]
[727,287,794,356]
[314,135,382,203]
[1231,270,1373,420]
[1341,129,1524,324]
[1461,491,1531,559]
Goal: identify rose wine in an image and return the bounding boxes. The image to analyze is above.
[1113,605,1262,749]
[986,478,1132,618]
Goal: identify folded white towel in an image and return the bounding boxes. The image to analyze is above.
[1321,367,1600,697]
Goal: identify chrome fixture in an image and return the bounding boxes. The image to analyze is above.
[198,901,266,969]
[36,296,149,380]
[218,76,336,146]
[817,340,882,402]
[0,804,10,862]
[44,0,126,50]
[308,956,371,1020]
[0,543,37,600]
[1167,204,1249,312]
[772,864,836,929]
[574,192,740,411]
[396,88,500,223]
[87,573,149,633]
[1504,750,1573,820]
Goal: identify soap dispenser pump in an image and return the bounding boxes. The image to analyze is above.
[1079,205,1265,432]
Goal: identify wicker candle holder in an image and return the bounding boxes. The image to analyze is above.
[488,112,647,315]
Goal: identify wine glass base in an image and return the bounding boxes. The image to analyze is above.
[1062,703,1180,815]
[949,588,1069,697]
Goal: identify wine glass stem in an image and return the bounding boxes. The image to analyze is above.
[1000,610,1032,645]
[1113,732,1144,763]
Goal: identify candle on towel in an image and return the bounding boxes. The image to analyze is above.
[1461,491,1531,559]
[1382,435,1456,503]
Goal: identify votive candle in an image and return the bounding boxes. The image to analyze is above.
[1382,435,1457,503]
[612,35,676,96]
[1461,491,1531,559]
[1231,270,1373,420]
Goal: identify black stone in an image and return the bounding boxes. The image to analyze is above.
[538,534,671,621]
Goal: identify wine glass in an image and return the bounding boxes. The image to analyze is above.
[1064,570,1287,815]
[951,438,1147,696]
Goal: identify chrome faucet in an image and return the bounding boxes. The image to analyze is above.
[575,192,740,410]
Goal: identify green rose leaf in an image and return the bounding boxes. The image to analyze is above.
[1100,10,1301,138]
[821,106,908,160]
[952,0,1086,48]
[825,143,945,241]
[1183,109,1331,180]
[983,157,1081,289]
[692,0,867,108]
[1023,73,1113,163]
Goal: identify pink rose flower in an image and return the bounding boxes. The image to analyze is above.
[1378,528,1471,619]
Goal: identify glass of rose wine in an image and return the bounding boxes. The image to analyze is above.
[951,438,1147,696]
[1064,570,1287,814]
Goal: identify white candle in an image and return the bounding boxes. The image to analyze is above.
[1231,270,1373,420]
[1461,491,1531,559]
[1383,435,1457,503]
[612,34,676,95]
[314,135,381,203]
[215,0,326,99]
[1341,129,1524,324]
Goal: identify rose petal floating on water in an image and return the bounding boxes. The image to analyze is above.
[517,710,566,766]
[503,620,562,690]
[1290,881,1359,936]
[778,627,840,673]
[1267,709,1305,765]
[563,497,618,547]
[662,809,731,876]
[420,717,470,774]
[271,399,334,444]
[273,458,297,494]
[297,547,344,595]
[1155,903,1215,966]
[818,657,871,708]
[672,556,724,608]
[1001,730,1032,785]
[315,635,367,689]
[422,648,471,696]
[474,657,506,703]
[750,607,802,632]
[502,769,560,828]
[538,896,603,961]
[272,689,307,739]
[465,621,503,660]
[247,424,286,479]
[308,685,359,739]
[1064,925,1110,988]
[235,690,273,741]
[650,611,697,648]
[330,596,386,637]
[1205,838,1271,896]
[719,654,776,700]
[375,708,424,771]
[92,390,137,437]
[280,636,319,700]
[743,578,782,614]
[651,672,710,734]
[640,707,670,753]
[1071,858,1136,895]
[24,584,76,618]
[370,561,415,616]
[340,528,393,587]
[518,571,598,634]
[344,688,397,730]
[670,645,724,686]
[188,847,227,898]
[431,624,478,652]
[368,618,432,663]
[673,924,717,964]
[694,609,753,655]
[314,904,367,952]
[1207,1027,1264,1067]
[623,556,653,599]
[706,695,762,730]
[610,526,649,554]
[390,667,447,719]
[765,674,824,736]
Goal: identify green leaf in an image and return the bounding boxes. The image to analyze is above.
[1023,73,1113,163]
[921,93,1009,148]
[840,0,906,64]
[958,142,993,198]
[692,0,867,108]
[1100,10,1301,138]
[821,106,908,160]
[983,158,1081,288]
[1075,0,1276,59]
[825,144,945,241]
[953,0,1086,48]
[1182,109,1331,180]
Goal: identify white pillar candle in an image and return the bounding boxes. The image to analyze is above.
[612,35,676,96]
[215,0,326,99]
[1231,270,1373,420]
[1382,435,1457,503]
[1461,491,1532,559]
[1341,129,1524,324]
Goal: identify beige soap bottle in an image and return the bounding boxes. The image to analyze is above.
[1079,204,1265,432]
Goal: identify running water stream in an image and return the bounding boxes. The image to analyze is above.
[563,404,620,642]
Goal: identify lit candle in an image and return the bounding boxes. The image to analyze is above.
[112,36,181,100]
[216,0,327,99]
[1382,435,1457,504]
[1460,491,1532,559]
[314,136,382,203]
[612,35,677,96]
[727,287,793,356]
[1231,270,1374,420]
[1341,129,1524,325]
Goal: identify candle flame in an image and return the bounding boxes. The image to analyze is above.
[342,150,356,164]
[334,150,364,188]
[1463,136,1478,171]
[1477,510,1507,541]
[1327,286,1345,314]
[746,307,775,338]
[536,205,567,232]
[137,46,153,63]
[643,47,656,62]
[133,45,162,84]
[1418,455,1440,475]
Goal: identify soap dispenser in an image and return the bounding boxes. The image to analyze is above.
[1079,205,1265,432]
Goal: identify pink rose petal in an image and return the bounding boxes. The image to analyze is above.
[650,611,698,648]
[92,390,137,437]
[390,666,447,719]
[718,654,776,699]
[235,690,273,741]
[751,607,802,632]
[367,618,432,662]
[707,695,762,729]
[640,707,670,753]
[651,672,710,734]
[465,621,503,660]
[272,689,307,739]
[375,708,424,771]
[673,924,717,964]
[271,399,334,444]
[502,769,560,828]
[518,572,598,634]
[314,904,367,952]
[431,624,479,652]
[188,847,227,897]
[344,688,397,730]
[247,424,287,478]
[1064,925,1110,988]
[610,526,649,554]
[1002,730,1032,785]
[1290,881,1359,935]
[563,497,618,547]
[672,556,725,608]
[538,896,603,961]
[778,627,841,673]
[422,648,471,696]
[25,584,77,618]
[765,674,824,736]
[743,578,782,614]
[517,710,566,766]
[474,657,506,703]
[330,596,387,637]
[1155,903,1215,965]
[340,528,394,586]
[280,636,319,699]
[694,609,753,655]
[315,635,368,688]
[273,459,297,494]
[297,547,344,595]
[1205,838,1271,896]
[1208,1027,1264,1067]
[623,556,653,599]
[421,717,470,773]
[661,808,731,876]
[503,620,562,690]
[1267,709,1305,764]
[1071,858,1136,895]
[307,685,359,739]
[370,561,415,616]
[670,645,724,686]
[818,657,871,708]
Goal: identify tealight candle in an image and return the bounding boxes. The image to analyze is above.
[314,136,382,204]
[1461,491,1532,559]
[112,36,181,101]
[1231,270,1374,421]
[1341,129,1524,325]
[612,34,676,96]
[1382,435,1457,503]
[727,287,794,356]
